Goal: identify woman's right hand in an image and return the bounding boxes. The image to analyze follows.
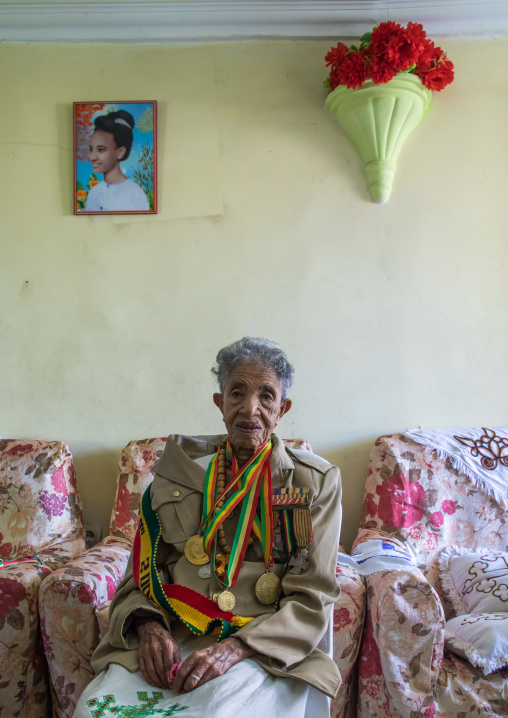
[134,617,181,689]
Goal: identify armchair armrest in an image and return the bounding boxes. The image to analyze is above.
[331,547,366,718]
[39,538,132,718]
[355,530,445,718]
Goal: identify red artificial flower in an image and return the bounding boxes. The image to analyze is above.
[416,38,437,71]
[370,20,405,52]
[369,55,398,84]
[380,22,427,72]
[338,49,369,89]
[324,22,454,91]
[329,66,342,91]
[415,46,455,91]
[325,42,349,67]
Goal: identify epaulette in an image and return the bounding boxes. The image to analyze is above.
[285,448,333,475]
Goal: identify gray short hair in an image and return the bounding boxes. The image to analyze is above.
[212,337,294,399]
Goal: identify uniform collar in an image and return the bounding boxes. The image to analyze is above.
[154,432,293,495]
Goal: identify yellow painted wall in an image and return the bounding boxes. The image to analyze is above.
[1,39,507,550]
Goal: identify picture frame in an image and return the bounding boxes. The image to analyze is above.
[73,101,157,215]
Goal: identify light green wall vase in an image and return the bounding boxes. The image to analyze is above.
[325,73,432,203]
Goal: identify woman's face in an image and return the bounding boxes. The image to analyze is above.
[88,130,125,176]
[213,362,292,453]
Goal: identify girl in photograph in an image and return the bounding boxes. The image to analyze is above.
[84,110,149,211]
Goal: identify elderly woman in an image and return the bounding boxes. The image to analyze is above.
[75,337,342,718]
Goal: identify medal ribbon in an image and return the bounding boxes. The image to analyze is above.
[133,486,254,641]
[202,439,274,591]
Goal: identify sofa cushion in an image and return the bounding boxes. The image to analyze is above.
[0,439,84,559]
[445,613,508,674]
[439,545,508,615]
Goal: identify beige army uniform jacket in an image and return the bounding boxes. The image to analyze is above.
[92,433,343,698]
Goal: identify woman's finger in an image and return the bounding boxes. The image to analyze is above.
[168,635,181,665]
[139,652,162,688]
[181,660,207,692]
[172,655,198,694]
[153,646,169,687]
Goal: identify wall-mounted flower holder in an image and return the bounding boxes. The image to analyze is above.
[326,73,431,203]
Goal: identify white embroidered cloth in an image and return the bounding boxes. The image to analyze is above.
[74,624,310,718]
[404,426,508,505]
[337,539,414,576]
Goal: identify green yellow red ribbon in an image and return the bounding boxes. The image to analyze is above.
[133,486,253,640]
[201,438,274,590]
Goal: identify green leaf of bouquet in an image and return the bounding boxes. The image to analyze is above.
[323,77,331,89]
[85,185,90,190]
[76,180,84,191]
[360,32,372,44]
[350,44,358,52]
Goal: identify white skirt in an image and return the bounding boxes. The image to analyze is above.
[74,626,309,718]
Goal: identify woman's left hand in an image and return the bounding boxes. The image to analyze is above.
[172,637,256,693]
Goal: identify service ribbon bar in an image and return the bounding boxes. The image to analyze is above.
[133,486,253,641]
[272,487,309,507]
[272,488,312,552]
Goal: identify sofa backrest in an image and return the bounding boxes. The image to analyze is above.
[109,436,313,544]
[0,439,84,559]
[109,437,168,543]
[358,432,508,605]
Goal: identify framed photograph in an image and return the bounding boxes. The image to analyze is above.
[73,101,157,215]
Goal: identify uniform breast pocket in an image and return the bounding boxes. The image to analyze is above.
[152,484,203,552]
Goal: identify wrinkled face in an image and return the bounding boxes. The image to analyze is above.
[88,130,125,176]
[213,362,292,453]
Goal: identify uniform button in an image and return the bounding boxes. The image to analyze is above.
[172,490,181,497]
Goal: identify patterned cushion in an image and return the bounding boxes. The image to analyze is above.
[0,439,84,559]
[445,613,508,674]
[439,546,508,615]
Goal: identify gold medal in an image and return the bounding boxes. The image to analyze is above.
[184,535,209,565]
[255,571,281,604]
[216,590,236,611]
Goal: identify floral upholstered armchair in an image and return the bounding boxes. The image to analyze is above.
[39,436,365,718]
[354,429,508,718]
[0,438,85,718]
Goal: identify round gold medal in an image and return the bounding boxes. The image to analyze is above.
[184,535,209,565]
[255,572,281,605]
[217,590,236,612]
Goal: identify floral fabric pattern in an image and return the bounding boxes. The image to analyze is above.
[355,433,508,718]
[0,440,85,718]
[331,553,366,718]
[41,436,364,718]
[39,538,131,717]
[109,438,168,543]
[0,439,83,559]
